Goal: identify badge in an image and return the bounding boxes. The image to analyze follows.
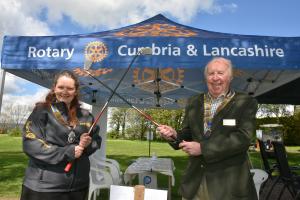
[68,130,76,144]
[223,119,236,126]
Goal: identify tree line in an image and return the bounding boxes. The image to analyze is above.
[108,104,300,146]
[0,103,299,145]
[108,107,184,141]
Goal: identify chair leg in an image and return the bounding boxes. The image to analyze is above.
[93,190,97,200]
[277,184,286,200]
[88,189,93,200]
[93,189,100,200]
[285,184,298,199]
[88,189,99,200]
[295,192,300,200]
[265,177,281,200]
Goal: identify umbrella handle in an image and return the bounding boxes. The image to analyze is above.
[64,48,149,172]
[64,162,72,172]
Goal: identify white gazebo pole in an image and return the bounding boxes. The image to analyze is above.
[0,69,6,114]
[91,103,107,159]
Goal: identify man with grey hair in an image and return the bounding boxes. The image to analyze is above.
[157,57,258,200]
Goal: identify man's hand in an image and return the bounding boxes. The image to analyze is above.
[79,133,92,148]
[179,141,202,156]
[156,125,177,141]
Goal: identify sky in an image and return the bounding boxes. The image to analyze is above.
[0,0,300,110]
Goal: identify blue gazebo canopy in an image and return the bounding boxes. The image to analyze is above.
[2,14,300,108]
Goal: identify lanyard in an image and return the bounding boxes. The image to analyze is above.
[51,104,76,144]
[203,91,235,138]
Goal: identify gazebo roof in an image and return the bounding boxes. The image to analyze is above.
[2,14,300,107]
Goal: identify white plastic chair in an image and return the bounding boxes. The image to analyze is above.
[88,165,114,200]
[251,169,269,199]
[90,154,123,185]
[88,153,124,200]
[90,153,122,172]
[105,158,122,171]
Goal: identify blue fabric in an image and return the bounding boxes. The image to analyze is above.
[2,14,300,70]
[1,14,300,108]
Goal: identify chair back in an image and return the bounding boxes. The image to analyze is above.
[271,141,293,179]
[88,166,114,200]
[89,154,123,185]
[257,139,276,176]
[250,169,269,199]
[271,141,300,199]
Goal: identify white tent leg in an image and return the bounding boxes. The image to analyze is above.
[91,104,107,159]
[0,69,6,114]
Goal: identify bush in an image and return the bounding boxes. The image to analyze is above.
[107,130,120,139]
[7,127,22,137]
[0,128,8,134]
[257,115,300,146]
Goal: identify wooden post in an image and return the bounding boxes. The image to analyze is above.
[134,185,145,200]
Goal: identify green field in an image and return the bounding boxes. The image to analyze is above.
[0,134,299,199]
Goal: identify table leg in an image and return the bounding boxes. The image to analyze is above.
[168,176,172,200]
[128,175,133,185]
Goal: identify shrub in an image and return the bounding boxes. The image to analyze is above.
[7,127,22,137]
[257,115,300,146]
[0,128,8,134]
[107,130,120,139]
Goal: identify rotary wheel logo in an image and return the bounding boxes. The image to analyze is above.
[85,41,108,62]
[143,176,152,184]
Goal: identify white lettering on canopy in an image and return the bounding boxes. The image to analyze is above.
[28,47,74,60]
[203,44,284,57]
[118,43,181,56]
[118,43,285,58]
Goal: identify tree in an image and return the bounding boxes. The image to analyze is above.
[108,107,129,138]
[0,112,10,134]
[1,103,32,127]
[123,108,149,140]
[148,108,184,129]
[257,104,292,119]
[0,103,33,134]
[108,107,185,140]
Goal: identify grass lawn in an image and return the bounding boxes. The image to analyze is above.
[0,134,299,199]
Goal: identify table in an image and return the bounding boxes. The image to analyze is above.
[110,185,168,200]
[124,157,175,200]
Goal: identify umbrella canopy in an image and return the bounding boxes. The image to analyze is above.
[2,14,300,108]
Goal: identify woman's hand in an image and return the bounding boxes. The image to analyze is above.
[75,145,84,158]
[79,133,92,148]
